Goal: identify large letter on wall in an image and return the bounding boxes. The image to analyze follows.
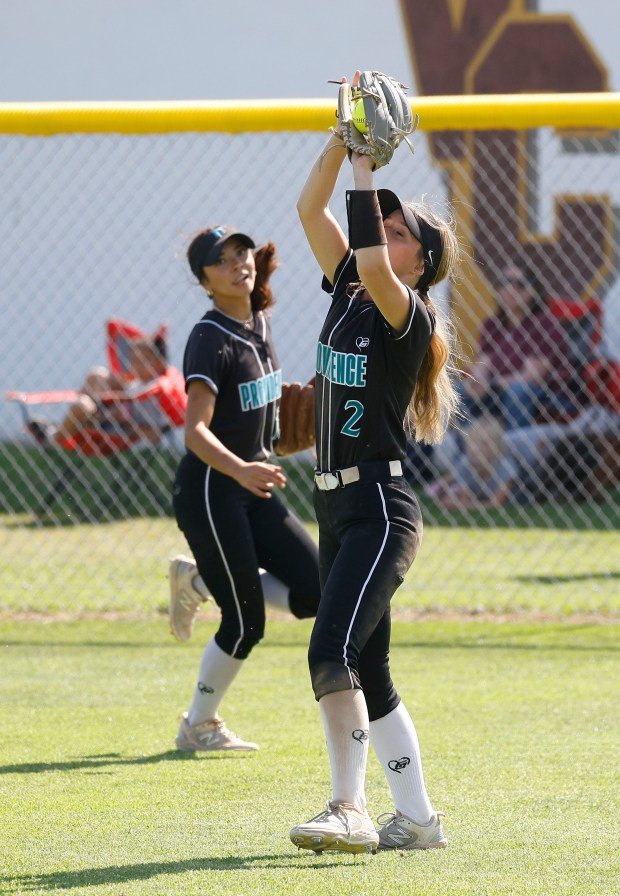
[400,0,613,350]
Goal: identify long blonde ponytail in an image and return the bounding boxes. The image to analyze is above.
[404,202,461,444]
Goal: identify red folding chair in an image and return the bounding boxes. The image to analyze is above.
[6,318,186,520]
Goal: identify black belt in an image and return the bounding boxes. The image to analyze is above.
[314,460,403,491]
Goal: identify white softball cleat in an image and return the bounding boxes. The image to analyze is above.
[168,554,210,642]
[290,801,379,855]
[376,810,447,850]
[175,713,258,752]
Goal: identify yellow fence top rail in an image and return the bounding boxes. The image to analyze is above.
[1,93,620,135]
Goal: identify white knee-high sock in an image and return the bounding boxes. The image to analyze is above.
[319,689,369,812]
[369,701,433,824]
[194,564,291,613]
[187,638,245,726]
[260,571,290,611]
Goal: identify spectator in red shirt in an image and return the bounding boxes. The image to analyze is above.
[462,261,570,430]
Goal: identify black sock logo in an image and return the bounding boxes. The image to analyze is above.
[352,729,369,743]
[198,682,214,694]
[388,757,410,774]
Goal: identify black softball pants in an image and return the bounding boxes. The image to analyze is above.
[309,473,422,721]
[173,454,320,659]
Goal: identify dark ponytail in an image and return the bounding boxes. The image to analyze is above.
[251,242,278,312]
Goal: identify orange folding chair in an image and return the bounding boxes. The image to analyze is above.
[6,318,186,520]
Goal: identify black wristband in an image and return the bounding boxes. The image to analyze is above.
[346,190,387,250]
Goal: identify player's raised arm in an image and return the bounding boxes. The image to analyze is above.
[296,132,349,285]
[296,75,358,285]
[348,153,417,333]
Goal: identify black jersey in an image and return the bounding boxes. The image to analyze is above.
[183,307,281,462]
[315,250,434,472]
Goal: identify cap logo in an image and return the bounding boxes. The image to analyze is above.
[428,249,434,267]
[211,226,225,238]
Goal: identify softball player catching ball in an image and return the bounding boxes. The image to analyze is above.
[289,75,461,854]
[171,225,320,752]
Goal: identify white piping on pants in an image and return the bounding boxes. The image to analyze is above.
[204,466,245,656]
[341,482,390,687]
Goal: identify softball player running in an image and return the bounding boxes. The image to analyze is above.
[171,225,320,752]
[289,80,460,854]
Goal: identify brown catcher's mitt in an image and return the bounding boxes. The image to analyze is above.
[276,379,315,456]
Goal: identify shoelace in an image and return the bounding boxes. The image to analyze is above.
[377,812,408,843]
[308,808,334,824]
[330,803,353,834]
[376,812,413,845]
[306,802,354,834]
[376,812,399,828]
[193,718,231,744]
[213,719,243,741]
[376,811,445,834]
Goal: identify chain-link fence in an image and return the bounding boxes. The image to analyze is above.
[1,111,619,610]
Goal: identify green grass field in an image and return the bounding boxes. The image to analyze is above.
[1,507,619,895]
[2,516,619,618]
[0,618,618,896]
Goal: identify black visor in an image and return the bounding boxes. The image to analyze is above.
[377,189,443,293]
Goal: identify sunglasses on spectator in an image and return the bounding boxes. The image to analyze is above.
[501,273,530,287]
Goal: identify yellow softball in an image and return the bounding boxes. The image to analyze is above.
[352,99,367,134]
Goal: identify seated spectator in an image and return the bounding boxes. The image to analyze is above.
[426,415,517,510]
[461,261,570,431]
[28,336,171,448]
[505,401,620,497]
